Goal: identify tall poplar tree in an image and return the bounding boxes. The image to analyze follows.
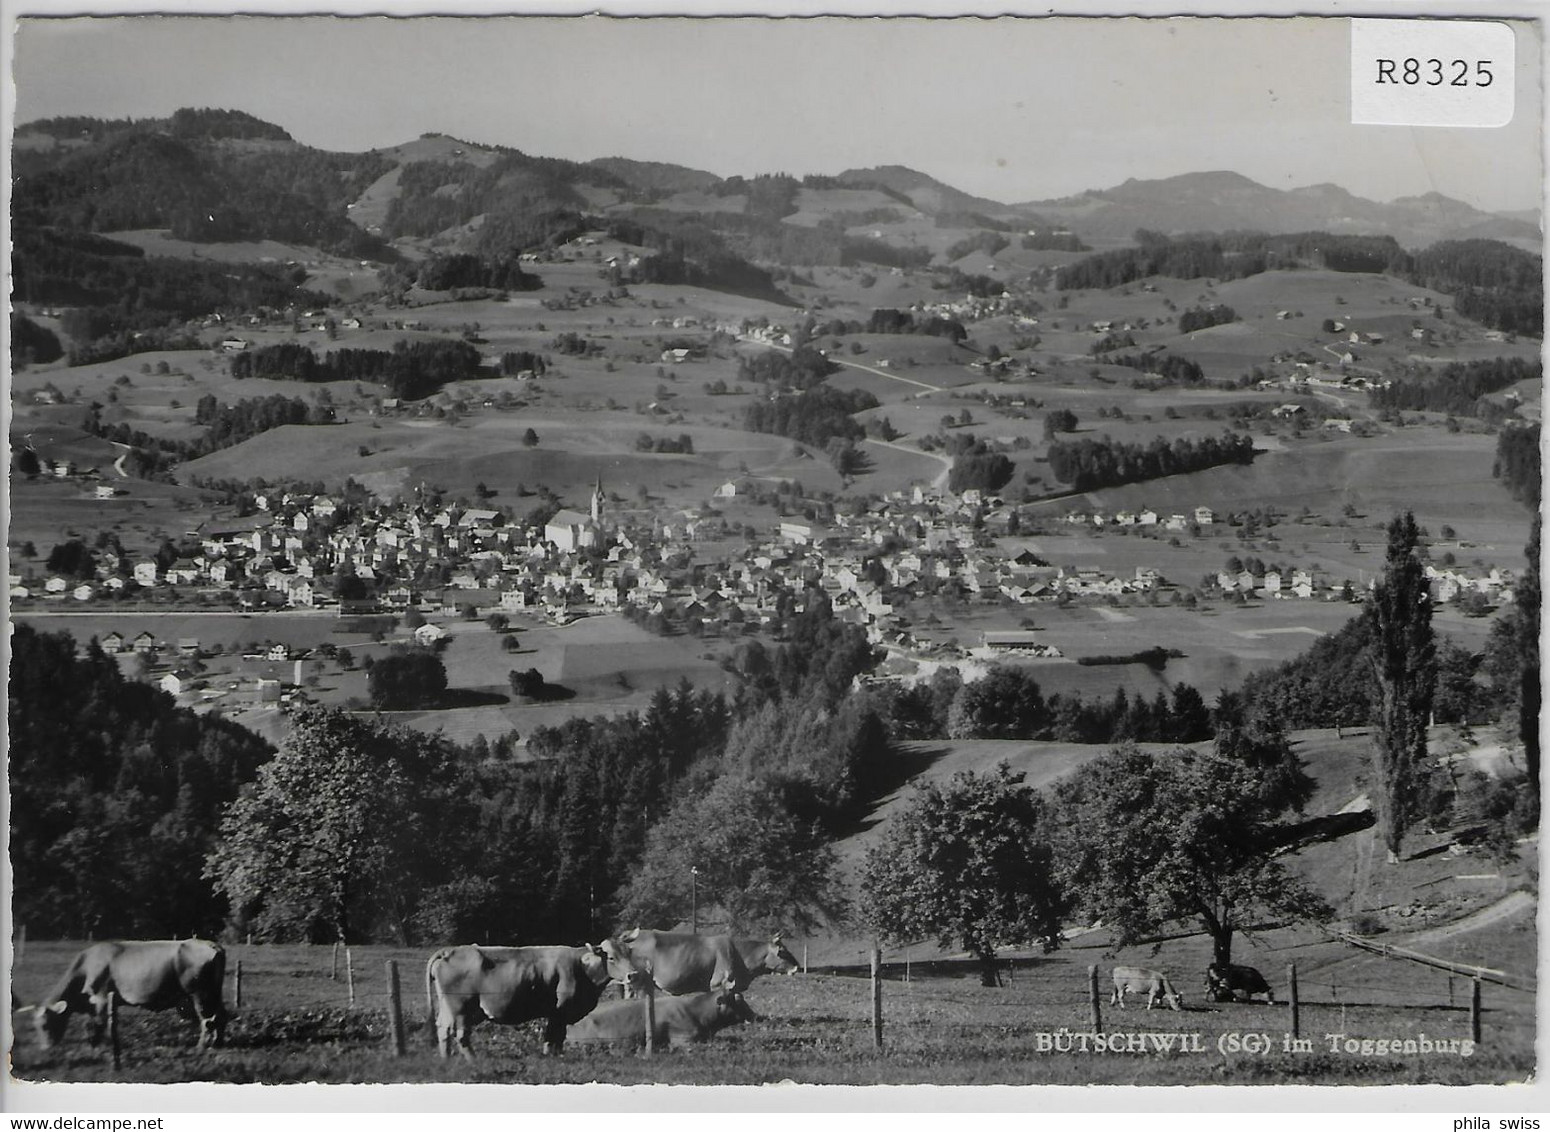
[1367,512,1437,863]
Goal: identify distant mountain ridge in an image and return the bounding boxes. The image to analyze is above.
[1018,170,1539,251]
[13,108,1539,257]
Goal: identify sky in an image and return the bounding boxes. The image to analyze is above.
[8,12,1545,213]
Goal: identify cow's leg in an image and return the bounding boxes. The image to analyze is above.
[454,1016,475,1061]
[542,1015,566,1056]
[86,994,110,1046]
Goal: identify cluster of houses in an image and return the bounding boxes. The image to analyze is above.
[1063,505,1217,532]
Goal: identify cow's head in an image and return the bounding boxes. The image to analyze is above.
[761,935,800,976]
[580,943,612,987]
[599,938,638,986]
[715,990,759,1025]
[34,1000,70,1047]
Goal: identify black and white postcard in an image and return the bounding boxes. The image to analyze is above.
[4,2,1544,1117]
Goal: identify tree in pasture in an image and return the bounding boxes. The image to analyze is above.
[1366,512,1437,862]
[367,646,447,709]
[205,706,463,943]
[618,775,848,935]
[509,666,546,699]
[1054,744,1329,969]
[861,763,1067,986]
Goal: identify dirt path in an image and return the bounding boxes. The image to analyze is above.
[1402,889,1536,946]
[862,437,954,489]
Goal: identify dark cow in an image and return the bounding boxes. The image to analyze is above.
[1205,963,1276,1004]
[1110,965,1184,1011]
[603,929,751,996]
[568,989,758,1049]
[32,939,227,1049]
[425,943,610,1058]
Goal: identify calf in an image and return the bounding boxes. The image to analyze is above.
[1205,963,1276,1004]
[1110,965,1183,1011]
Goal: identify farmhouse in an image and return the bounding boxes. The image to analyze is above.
[160,669,197,695]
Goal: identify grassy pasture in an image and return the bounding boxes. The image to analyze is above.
[174,413,838,508]
[7,933,1530,1086]
[8,475,225,561]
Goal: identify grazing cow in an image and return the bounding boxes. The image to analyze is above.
[425,943,611,1058]
[603,929,752,996]
[32,939,227,1049]
[1110,965,1184,1011]
[568,989,758,1049]
[1205,963,1276,1004]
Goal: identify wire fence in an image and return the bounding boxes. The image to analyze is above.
[15,936,1535,1062]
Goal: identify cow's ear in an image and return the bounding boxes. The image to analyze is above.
[48,1000,69,1014]
[772,932,782,944]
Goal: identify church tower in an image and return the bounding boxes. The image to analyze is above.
[590,478,604,525]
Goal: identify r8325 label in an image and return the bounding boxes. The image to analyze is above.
[1374,57,1494,87]
[1352,20,1515,127]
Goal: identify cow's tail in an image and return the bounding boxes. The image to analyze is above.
[425,951,441,1049]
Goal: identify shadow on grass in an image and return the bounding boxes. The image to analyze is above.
[433,688,513,709]
[844,744,952,837]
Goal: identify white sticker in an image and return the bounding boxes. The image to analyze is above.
[1351,18,1515,128]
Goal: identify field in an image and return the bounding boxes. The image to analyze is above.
[7,723,1537,1090]
[7,929,1532,1088]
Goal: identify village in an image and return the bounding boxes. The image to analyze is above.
[8,457,1518,714]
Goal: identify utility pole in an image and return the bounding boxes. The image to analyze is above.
[690,866,699,934]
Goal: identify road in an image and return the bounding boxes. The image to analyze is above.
[863,436,953,490]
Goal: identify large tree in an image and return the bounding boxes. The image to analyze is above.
[367,646,447,709]
[1054,744,1329,968]
[860,763,1067,986]
[618,775,848,936]
[205,706,466,943]
[1367,512,1437,862]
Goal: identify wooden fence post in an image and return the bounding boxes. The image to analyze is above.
[346,947,355,1007]
[1287,964,1299,1040]
[1089,965,1103,1033]
[235,959,243,1009]
[1448,974,1455,1008]
[386,960,406,1056]
[644,979,657,1056]
[332,941,340,981]
[108,990,121,1071]
[870,948,884,1051]
[802,942,808,975]
[1470,978,1482,1044]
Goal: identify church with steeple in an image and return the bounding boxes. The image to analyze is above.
[544,479,606,553]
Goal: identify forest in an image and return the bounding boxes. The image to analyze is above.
[230,339,484,400]
[13,226,331,363]
[736,345,839,390]
[14,127,392,259]
[1058,231,1540,337]
[9,626,276,939]
[1045,431,1255,491]
[742,385,879,449]
[1368,357,1541,419]
[1493,423,1542,508]
[1100,351,1207,386]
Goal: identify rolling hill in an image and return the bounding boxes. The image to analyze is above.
[1020,171,1541,251]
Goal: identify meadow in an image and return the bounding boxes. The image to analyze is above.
[8,930,1531,1087]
